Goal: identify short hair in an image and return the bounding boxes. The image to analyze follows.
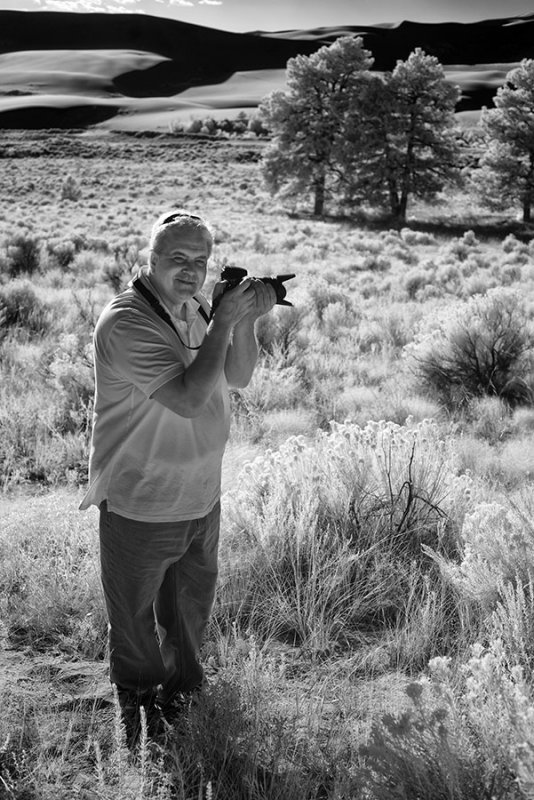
[149,210,214,255]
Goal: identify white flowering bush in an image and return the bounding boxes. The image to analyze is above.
[430,641,534,799]
[359,678,486,800]
[219,419,474,653]
[429,502,534,609]
[360,641,530,799]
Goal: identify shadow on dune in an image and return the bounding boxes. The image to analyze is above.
[456,86,498,113]
[0,104,120,129]
[113,62,235,98]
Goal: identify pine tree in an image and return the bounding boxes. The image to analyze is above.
[344,49,462,222]
[472,59,534,223]
[337,75,396,211]
[259,36,373,216]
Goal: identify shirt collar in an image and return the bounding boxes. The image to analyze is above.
[134,269,197,327]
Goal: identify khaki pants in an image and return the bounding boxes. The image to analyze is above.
[99,500,220,700]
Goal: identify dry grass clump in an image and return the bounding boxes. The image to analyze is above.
[0,492,106,657]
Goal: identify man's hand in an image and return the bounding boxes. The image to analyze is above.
[211,278,276,327]
[219,279,276,388]
[244,278,277,321]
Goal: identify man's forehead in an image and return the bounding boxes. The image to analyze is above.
[159,226,210,252]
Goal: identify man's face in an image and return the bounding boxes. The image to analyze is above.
[149,226,210,310]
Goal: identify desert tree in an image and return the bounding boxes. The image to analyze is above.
[259,35,373,215]
[471,59,534,223]
[387,50,462,222]
[343,49,462,222]
[336,73,395,211]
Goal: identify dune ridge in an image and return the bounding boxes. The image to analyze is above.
[0,10,532,130]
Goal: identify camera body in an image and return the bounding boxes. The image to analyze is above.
[216,266,295,308]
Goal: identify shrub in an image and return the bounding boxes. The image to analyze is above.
[234,358,304,417]
[2,233,41,277]
[0,383,90,487]
[219,419,473,657]
[466,396,512,443]
[501,263,523,284]
[60,175,82,201]
[46,238,76,269]
[405,268,434,299]
[502,234,525,255]
[186,118,203,134]
[85,236,110,253]
[102,243,141,293]
[254,305,302,356]
[400,229,437,246]
[0,280,49,334]
[361,642,530,800]
[428,501,534,610]
[406,288,534,410]
[0,493,105,655]
[248,115,269,137]
[360,682,491,799]
[45,331,94,435]
[307,279,349,322]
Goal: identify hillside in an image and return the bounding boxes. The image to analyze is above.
[0,10,533,130]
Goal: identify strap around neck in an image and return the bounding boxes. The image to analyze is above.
[131,277,209,350]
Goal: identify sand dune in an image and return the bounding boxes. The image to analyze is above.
[0,10,532,130]
[0,50,168,97]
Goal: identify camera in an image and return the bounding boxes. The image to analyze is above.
[213,266,295,311]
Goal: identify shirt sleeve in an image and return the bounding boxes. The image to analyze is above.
[97,314,185,398]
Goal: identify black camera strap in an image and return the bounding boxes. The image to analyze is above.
[132,277,210,351]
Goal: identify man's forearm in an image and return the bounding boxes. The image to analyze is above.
[152,317,234,416]
[224,317,259,388]
[183,317,235,392]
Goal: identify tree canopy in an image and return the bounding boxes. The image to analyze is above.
[259,36,373,216]
[472,59,534,223]
[260,39,463,221]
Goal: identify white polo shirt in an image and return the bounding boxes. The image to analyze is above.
[79,277,230,522]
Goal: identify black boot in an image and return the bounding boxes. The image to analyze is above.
[116,686,162,748]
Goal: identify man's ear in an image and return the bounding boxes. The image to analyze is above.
[148,250,158,271]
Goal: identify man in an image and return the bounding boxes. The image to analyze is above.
[80,210,276,742]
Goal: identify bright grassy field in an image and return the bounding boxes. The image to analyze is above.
[1,131,534,799]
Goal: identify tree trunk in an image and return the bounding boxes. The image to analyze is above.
[397,116,415,224]
[398,192,408,223]
[313,172,326,216]
[388,180,400,220]
[523,154,534,223]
